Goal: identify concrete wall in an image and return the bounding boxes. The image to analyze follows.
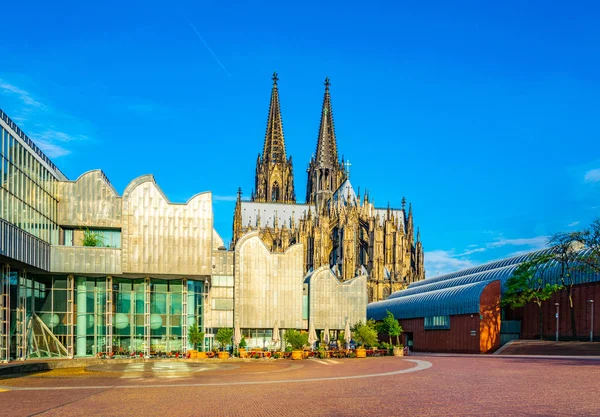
[234,232,304,329]
[206,250,234,329]
[121,175,213,276]
[57,170,122,228]
[308,265,367,330]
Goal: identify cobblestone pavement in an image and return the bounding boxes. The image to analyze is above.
[0,356,599,416]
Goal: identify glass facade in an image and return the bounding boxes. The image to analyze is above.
[2,272,206,360]
[0,118,61,244]
[242,328,274,349]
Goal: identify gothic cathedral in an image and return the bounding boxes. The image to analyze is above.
[232,73,425,302]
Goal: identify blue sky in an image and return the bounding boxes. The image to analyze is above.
[2,1,599,275]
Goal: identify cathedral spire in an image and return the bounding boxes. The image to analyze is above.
[306,77,346,205]
[232,187,243,245]
[253,73,296,203]
[314,77,339,169]
[262,72,286,163]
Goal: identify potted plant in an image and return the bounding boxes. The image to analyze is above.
[188,322,205,359]
[381,311,404,357]
[353,321,378,358]
[284,329,308,360]
[215,327,233,359]
[318,346,327,359]
[238,336,247,358]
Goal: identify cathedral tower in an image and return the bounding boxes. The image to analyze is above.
[252,72,296,203]
[306,77,346,209]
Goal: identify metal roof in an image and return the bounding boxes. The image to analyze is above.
[375,248,600,321]
[331,179,358,206]
[240,201,314,229]
[368,280,495,320]
[387,264,520,299]
[407,248,553,289]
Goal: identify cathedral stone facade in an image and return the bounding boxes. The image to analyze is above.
[233,74,425,302]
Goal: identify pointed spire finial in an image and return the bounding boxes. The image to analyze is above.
[272,71,279,85]
[401,196,406,211]
[324,76,331,90]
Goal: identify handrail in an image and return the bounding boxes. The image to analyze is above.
[0,108,68,180]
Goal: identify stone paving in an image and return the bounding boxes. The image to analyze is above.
[0,356,599,416]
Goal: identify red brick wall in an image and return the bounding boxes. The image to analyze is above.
[399,315,481,353]
[504,282,600,340]
[395,281,501,354]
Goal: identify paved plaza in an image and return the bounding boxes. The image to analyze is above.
[0,355,599,416]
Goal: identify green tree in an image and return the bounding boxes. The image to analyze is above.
[215,328,233,351]
[546,219,600,340]
[283,329,308,350]
[239,336,247,349]
[354,321,379,348]
[380,310,403,346]
[502,254,562,340]
[188,322,205,351]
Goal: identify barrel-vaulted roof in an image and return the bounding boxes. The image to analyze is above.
[368,280,494,320]
[370,248,600,321]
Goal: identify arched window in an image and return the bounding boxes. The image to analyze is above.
[272,182,280,201]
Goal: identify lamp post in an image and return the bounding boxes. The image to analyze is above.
[554,303,560,342]
[589,300,595,342]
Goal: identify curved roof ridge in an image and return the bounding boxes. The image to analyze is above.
[368,280,495,320]
[410,247,553,289]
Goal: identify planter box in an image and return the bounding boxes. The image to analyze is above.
[239,348,247,358]
[393,347,404,357]
[356,348,367,358]
[197,352,207,359]
[218,352,230,359]
[291,350,303,360]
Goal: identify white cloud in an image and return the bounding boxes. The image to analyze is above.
[487,236,549,250]
[426,234,551,278]
[34,139,71,158]
[424,250,477,277]
[584,168,600,183]
[0,79,91,158]
[459,247,487,256]
[568,221,580,227]
[0,79,45,109]
[213,195,238,202]
[35,129,88,143]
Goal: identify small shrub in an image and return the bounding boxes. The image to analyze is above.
[284,329,308,350]
[82,228,104,247]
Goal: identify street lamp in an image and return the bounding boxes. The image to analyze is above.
[588,300,595,342]
[554,303,560,342]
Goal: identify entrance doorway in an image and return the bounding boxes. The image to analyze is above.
[405,332,414,352]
